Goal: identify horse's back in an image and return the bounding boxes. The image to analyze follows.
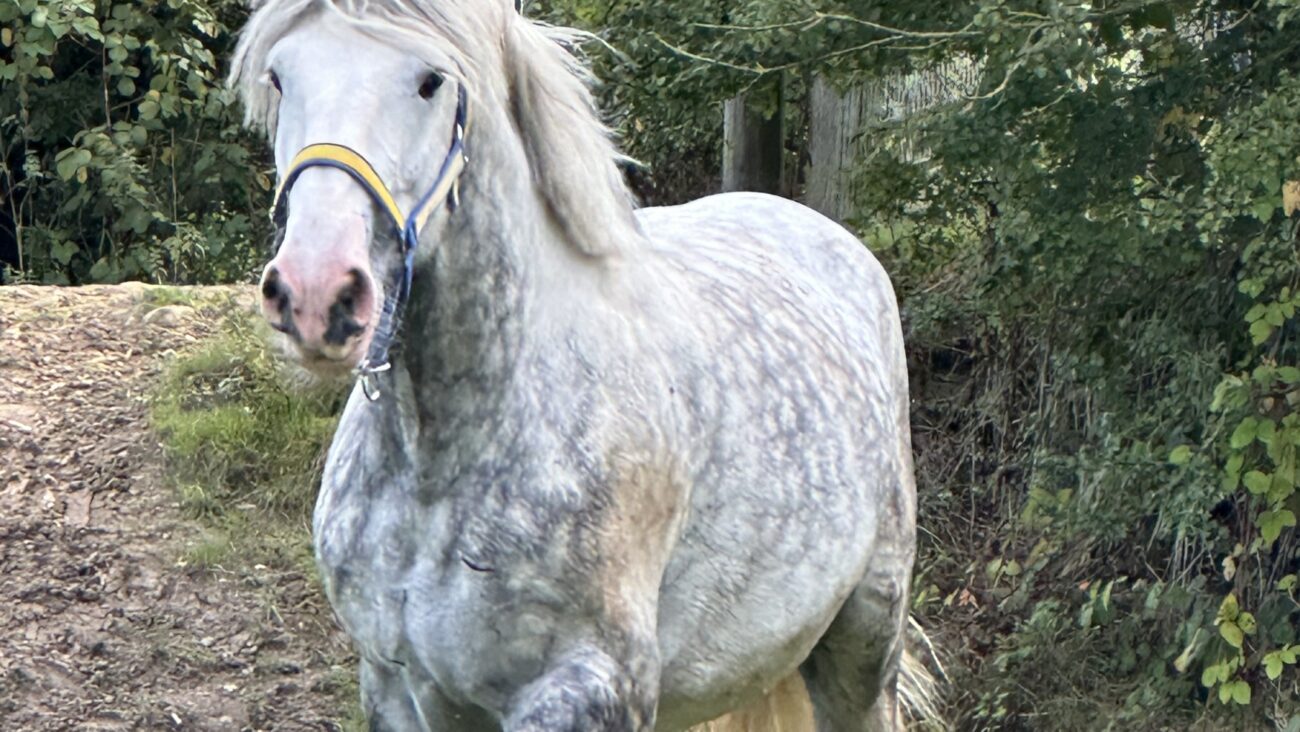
[636,191,908,421]
[637,192,907,399]
[631,193,915,729]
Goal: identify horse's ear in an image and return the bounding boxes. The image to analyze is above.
[504,21,642,257]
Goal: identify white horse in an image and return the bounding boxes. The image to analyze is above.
[231,1,929,730]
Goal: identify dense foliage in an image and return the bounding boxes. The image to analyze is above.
[6,0,1300,728]
[0,0,264,284]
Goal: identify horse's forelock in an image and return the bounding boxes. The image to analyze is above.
[228,0,315,135]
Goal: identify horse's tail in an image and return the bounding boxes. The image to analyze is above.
[693,673,812,732]
[692,616,945,732]
[899,615,946,731]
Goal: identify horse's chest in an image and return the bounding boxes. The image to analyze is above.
[314,447,579,709]
[314,476,442,649]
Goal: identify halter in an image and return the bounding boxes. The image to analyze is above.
[270,85,470,401]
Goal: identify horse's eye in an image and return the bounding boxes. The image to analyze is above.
[269,71,282,93]
[418,73,443,100]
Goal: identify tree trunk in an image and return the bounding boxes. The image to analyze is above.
[804,60,982,223]
[805,76,866,224]
[721,77,783,195]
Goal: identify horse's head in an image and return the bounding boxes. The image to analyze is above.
[231,0,643,379]
[235,5,479,376]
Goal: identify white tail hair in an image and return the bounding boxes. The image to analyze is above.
[692,620,945,732]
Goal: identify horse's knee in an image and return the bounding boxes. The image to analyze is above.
[504,648,656,732]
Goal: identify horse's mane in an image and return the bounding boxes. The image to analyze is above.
[229,0,644,256]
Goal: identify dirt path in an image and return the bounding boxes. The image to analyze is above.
[0,285,354,731]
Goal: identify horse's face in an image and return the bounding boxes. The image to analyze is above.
[257,12,463,375]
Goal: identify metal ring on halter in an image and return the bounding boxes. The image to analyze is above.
[269,85,471,402]
[357,359,392,401]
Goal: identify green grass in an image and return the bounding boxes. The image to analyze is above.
[151,308,343,533]
[141,285,202,308]
[180,530,235,569]
[150,303,344,582]
[319,666,369,732]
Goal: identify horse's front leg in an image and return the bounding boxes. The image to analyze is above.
[361,657,498,732]
[503,645,659,732]
[499,450,683,732]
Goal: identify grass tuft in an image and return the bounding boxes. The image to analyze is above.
[181,531,234,570]
[151,306,345,571]
[141,285,201,308]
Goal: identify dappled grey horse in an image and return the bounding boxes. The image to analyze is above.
[232,1,924,729]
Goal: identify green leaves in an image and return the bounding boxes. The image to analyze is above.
[1263,645,1300,680]
[1243,470,1271,495]
[3,0,268,284]
[1130,3,1176,31]
[1205,595,1269,703]
[53,148,92,181]
[49,240,78,265]
[1218,679,1252,706]
[1258,509,1296,543]
[1216,238,1300,695]
[1201,655,1239,687]
[1251,199,1277,225]
[1206,595,1248,647]
[1244,293,1300,344]
[1231,418,1260,449]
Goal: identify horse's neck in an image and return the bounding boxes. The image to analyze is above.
[399,220,528,429]
[393,110,629,438]
[397,182,583,443]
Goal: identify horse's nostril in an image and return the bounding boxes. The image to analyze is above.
[322,269,372,346]
[324,306,366,345]
[262,270,285,306]
[260,271,278,300]
[340,269,370,317]
[260,268,300,342]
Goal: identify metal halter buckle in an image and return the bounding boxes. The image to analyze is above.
[357,359,393,402]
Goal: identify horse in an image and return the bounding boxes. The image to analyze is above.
[230,1,931,729]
